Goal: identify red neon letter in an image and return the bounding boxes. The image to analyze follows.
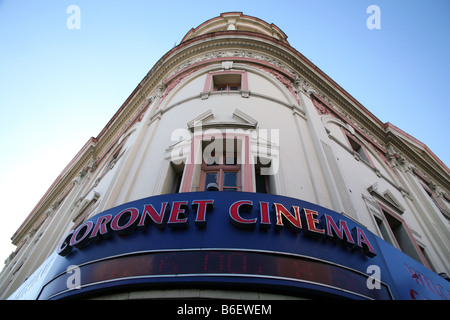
[259,202,271,229]
[303,208,325,237]
[192,200,214,227]
[168,201,189,228]
[354,227,377,257]
[138,202,169,229]
[274,203,302,233]
[229,200,256,228]
[89,214,113,239]
[70,221,94,248]
[323,214,355,245]
[111,208,140,235]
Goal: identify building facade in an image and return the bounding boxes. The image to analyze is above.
[1,12,449,300]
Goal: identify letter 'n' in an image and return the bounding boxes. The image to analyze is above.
[274,203,302,233]
[138,202,169,229]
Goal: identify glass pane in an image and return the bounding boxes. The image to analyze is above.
[255,173,267,193]
[174,174,182,193]
[204,173,217,189]
[224,156,237,165]
[223,172,237,187]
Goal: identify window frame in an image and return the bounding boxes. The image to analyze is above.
[254,157,272,194]
[343,130,373,166]
[172,172,183,193]
[203,70,248,92]
[200,152,241,191]
[180,131,253,193]
[375,203,431,269]
[214,83,241,92]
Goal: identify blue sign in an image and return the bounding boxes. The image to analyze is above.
[9,192,450,300]
[374,237,450,300]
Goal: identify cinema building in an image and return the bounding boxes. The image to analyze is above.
[1,12,449,300]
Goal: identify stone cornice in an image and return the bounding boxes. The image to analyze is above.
[386,130,449,191]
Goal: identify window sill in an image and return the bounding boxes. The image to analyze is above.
[201,90,251,99]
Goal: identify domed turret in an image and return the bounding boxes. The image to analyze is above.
[181,12,289,44]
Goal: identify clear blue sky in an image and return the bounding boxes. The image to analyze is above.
[0,0,449,267]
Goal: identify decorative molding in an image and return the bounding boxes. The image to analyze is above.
[294,74,316,96]
[240,89,250,98]
[222,61,233,69]
[187,108,258,132]
[200,91,210,100]
[232,108,258,127]
[368,183,405,214]
[187,109,214,130]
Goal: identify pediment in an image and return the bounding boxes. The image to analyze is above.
[187,108,258,131]
[368,183,405,214]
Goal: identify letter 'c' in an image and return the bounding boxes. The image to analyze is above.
[229,200,255,228]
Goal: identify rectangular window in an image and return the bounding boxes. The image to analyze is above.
[160,162,184,194]
[214,84,241,91]
[204,172,218,190]
[254,157,272,194]
[203,70,248,94]
[419,245,437,273]
[213,73,242,92]
[348,136,371,163]
[223,172,238,191]
[173,172,183,193]
[200,140,241,191]
[255,171,268,193]
[377,207,423,264]
[342,130,372,165]
[375,215,392,244]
